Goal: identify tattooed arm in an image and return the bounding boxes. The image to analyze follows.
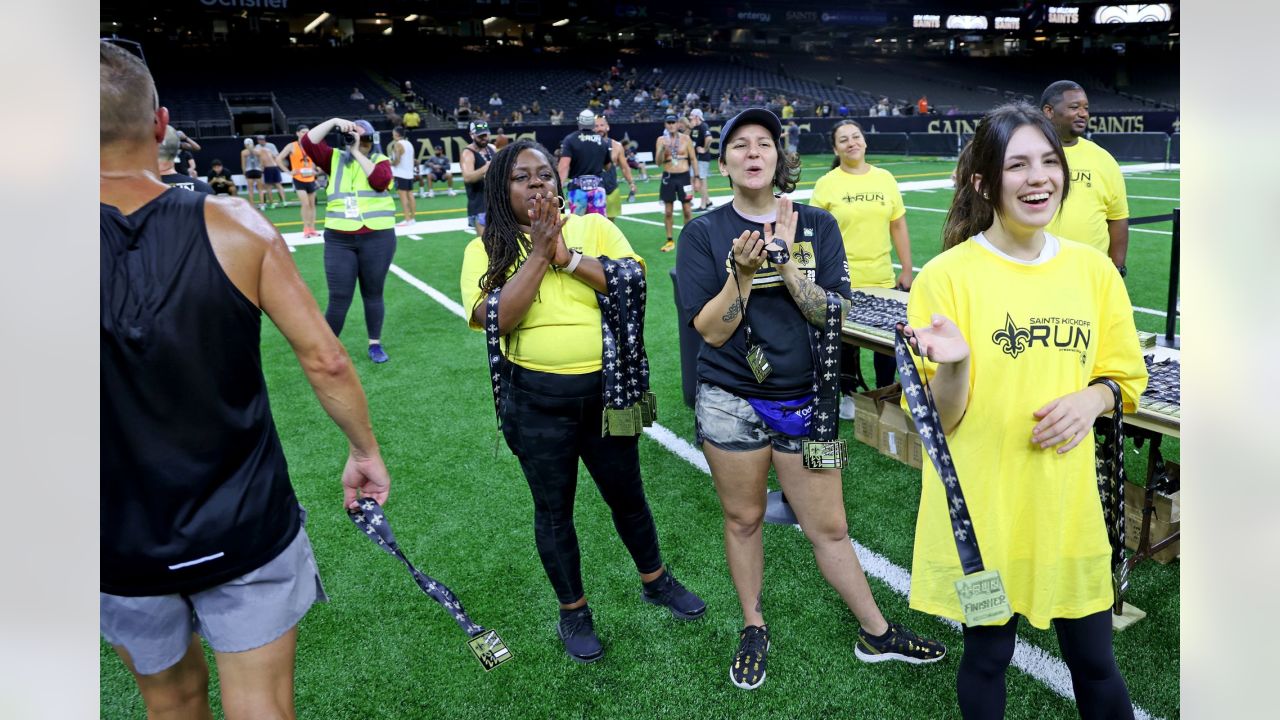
[776,262,831,328]
[691,230,768,347]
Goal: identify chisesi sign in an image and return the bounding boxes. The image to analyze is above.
[946,15,989,30]
[200,0,289,6]
[913,14,940,29]
[1094,4,1172,23]
[1048,6,1079,23]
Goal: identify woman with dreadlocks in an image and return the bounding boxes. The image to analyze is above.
[459,139,706,665]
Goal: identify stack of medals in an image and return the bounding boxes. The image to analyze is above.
[843,291,907,338]
[596,258,657,436]
[1141,356,1180,416]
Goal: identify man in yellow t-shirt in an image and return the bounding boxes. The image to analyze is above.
[1041,80,1130,276]
[402,108,421,129]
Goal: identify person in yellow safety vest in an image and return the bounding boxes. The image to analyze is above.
[275,124,322,237]
[300,118,398,364]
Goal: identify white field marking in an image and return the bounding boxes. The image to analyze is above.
[1128,195,1180,202]
[905,205,946,213]
[617,216,685,232]
[1125,176,1180,182]
[387,260,1166,720]
[1132,228,1172,235]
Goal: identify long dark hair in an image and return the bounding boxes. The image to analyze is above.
[942,102,1070,250]
[828,119,864,169]
[477,139,564,295]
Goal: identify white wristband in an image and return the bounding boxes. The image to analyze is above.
[564,249,584,274]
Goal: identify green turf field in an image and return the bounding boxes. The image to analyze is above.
[101,154,1180,719]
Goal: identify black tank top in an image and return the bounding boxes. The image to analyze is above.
[465,145,493,217]
[101,188,300,596]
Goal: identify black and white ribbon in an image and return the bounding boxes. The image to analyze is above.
[894,326,986,575]
[348,499,487,637]
[808,294,848,447]
[1090,377,1128,598]
[595,257,656,435]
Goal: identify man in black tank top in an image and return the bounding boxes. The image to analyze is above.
[99,41,392,719]
[461,120,497,235]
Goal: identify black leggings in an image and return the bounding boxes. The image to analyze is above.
[840,343,897,392]
[322,228,397,340]
[499,365,664,605]
[958,611,1134,720]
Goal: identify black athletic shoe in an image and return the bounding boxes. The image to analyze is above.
[641,570,707,620]
[854,621,946,665]
[557,607,604,664]
[730,625,771,690]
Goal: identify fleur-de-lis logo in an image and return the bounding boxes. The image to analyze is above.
[794,244,814,265]
[991,313,1031,359]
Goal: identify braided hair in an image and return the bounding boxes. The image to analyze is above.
[478,139,564,295]
[942,102,1070,250]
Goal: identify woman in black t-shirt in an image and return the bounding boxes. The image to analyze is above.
[675,109,945,691]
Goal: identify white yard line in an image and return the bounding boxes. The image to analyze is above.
[1128,195,1180,202]
[383,261,1165,720]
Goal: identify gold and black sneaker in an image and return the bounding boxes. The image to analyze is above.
[660,238,675,253]
[854,621,946,665]
[730,624,770,690]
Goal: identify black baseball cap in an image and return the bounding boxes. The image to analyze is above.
[718,108,783,158]
[663,114,679,123]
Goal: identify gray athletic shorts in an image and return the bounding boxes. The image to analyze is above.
[100,519,327,675]
[694,382,803,454]
[696,160,710,181]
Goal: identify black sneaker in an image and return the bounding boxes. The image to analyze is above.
[854,621,946,665]
[730,625,770,690]
[641,570,707,620]
[557,607,604,664]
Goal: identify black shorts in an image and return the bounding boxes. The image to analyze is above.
[425,168,449,181]
[263,167,282,184]
[294,180,317,194]
[244,169,263,179]
[660,171,693,204]
[395,177,415,191]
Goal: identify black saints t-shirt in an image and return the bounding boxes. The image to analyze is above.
[675,202,851,399]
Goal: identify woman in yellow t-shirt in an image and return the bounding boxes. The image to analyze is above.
[458,140,705,665]
[902,104,1147,719]
[811,120,915,414]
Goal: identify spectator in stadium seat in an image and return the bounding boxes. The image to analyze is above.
[781,100,795,120]
[256,136,288,209]
[811,119,914,411]
[455,97,472,129]
[302,117,398,364]
[350,86,365,101]
[674,108,945,691]
[549,108,565,125]
[529,101,540,117]
[420,146,458,198]
[1040,80,1130,275]
[100,41,391,720]
[837,102,849,117]
[158,125,212,194]
[240,138,264,207]
[489,91,504,109]
[917,96,929,115]
[207,159,237,196]
[403,107,421,129]
[276,125,321,237]
[459,139,706,664]
[401,80,416,106]
[904,101,1144,720]
[509,107,524,125]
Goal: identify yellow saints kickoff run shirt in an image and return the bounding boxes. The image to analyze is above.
[1050,138,1129,255]
[904,236,1147,629]
[460,213,644,375]
[810,165,905,288]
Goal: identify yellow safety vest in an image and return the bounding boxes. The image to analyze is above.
[324,151,395,231]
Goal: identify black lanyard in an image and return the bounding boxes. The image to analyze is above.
[349,500,513,670]
[1089,377,1128,599]
[893,326,986,574]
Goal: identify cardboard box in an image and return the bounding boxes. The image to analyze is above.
[878,400,923,469]
[851,383,900,447]
[1123,471,1180,564]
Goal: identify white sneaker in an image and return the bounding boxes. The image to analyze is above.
[418,191,426,198]
[448,189,457,196]
[427,190,435,198]
[839,395,855,421]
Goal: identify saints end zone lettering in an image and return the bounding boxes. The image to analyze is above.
[928,115,1147,134]
[992,314,1091,360]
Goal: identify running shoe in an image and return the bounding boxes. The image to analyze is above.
[839,395,855,421]
[427,190,436,198]
[396,220,413,227]
[368,344,389,364]
[448,189,458,196]
[660,239,675,253]
[557,607,604,664]
[854,621,946,665]
[730,625,770,690]
[641,570,706,620]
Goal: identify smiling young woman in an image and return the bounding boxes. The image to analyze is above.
[901,103,1148,719]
